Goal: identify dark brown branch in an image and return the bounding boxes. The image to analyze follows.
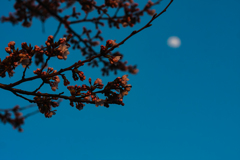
[1,81,122,105]
[12,91,34,103]
[6,53,101,87]
[0,0,174,104]
[35,0,98,56]
[3,0,173,88]
[105,0,174,54]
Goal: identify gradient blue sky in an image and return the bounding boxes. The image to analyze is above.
[1,0,240,160]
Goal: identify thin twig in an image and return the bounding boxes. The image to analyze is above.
[105,0,174,54]
[33,81,44,93]
[113,7,121,18]
[12,91,34,103]
[0,104,36,112]
[35,0,98,54]
[22,59,32,79]
[40,56,50,72]
[53,22,62,40]
[24,110,39,119]
[19,104,36,111]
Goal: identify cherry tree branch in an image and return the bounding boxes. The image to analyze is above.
[106,0,174,53]
[0,0,174,131]
[4,0,173,89]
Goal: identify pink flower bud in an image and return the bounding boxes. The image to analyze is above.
[48,35,53,40]
[89,78,92,84]
[8,41,15,48]
[5,47,11,53]
[101,45,106,50]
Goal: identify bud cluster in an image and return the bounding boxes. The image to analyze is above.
[1,0,161,76]
[34,92,60,118]
[0,105,24,132]
[0,0,173,132]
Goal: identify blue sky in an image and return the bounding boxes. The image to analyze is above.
[1,0,240,160]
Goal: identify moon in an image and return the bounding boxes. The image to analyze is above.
[167,36,181,48]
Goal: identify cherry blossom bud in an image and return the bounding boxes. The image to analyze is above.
[106,40,118,48]
[59,37,66,44]
[95,99,105,107]
[94,78,102,85]
[46,41,50,46]
[122,22,128,27]
[18,128,23,132]
[5,47,11,53]
[84,96,90,100]
[147,9,156,16]
[8,41,15,49]
[125,2,130,6]
[14,62,18,67]
[15,112,22,117]
[89,78,92,84]
[112,56,121,63]
[122,75,129,81]
[34,45,41,52]
[48,35,53,41]
[101,45,106,51]
[125,84,132,91]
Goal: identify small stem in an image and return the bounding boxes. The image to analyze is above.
[22,59,32,79]
[33,81,44,93]
[40,56,50,72]
[53,22,62,40]
[12,92,34,103]
[24,110,39,119]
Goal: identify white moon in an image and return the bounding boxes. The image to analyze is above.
[167,36,181,48]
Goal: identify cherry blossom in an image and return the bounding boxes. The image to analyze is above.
[110,56,121,65]
[0,0,174,132]
[57,43,70,60]
[119,90,128,99]
[121,74,129,87]
[95,99,105,107]
[51,76,60,91]
[19,57,31,68]
[5,47,11,53]
[106,40,119,48]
